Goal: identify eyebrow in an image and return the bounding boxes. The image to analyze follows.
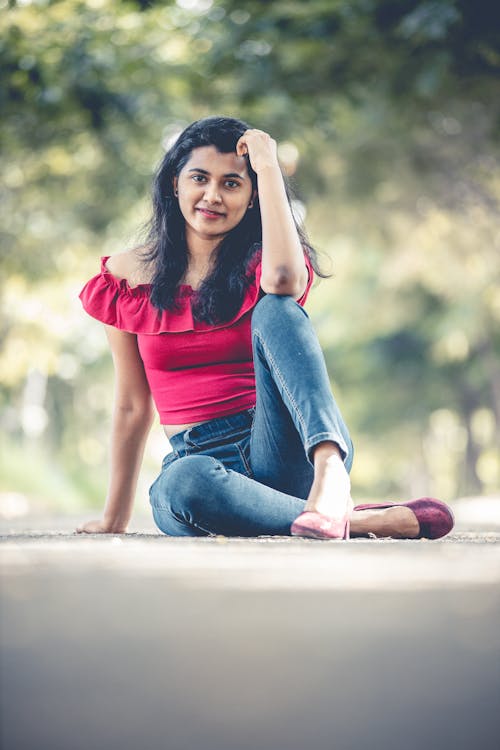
[187,168,247,179]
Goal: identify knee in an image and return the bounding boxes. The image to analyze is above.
[252,293,306,332]
[149,454,223,514]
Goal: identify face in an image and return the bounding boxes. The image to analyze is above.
[174,146,255,246]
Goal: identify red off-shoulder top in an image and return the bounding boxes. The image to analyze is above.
[79,250,314,424]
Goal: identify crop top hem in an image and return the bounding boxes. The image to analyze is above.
[159,395,257,426]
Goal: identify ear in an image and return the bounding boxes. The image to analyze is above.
[248,188,257,209]
[172,176,178,197]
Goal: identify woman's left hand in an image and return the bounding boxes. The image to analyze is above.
[236,129,279,174]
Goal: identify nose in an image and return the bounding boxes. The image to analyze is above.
[204,182,222,204]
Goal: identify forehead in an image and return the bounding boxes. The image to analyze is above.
[182,145,249,178]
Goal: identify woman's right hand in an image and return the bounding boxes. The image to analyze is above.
[76,519,127,534]
[74,325,154,539]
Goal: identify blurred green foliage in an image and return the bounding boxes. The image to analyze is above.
[1,0,499,517]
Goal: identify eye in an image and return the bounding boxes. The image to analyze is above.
[225,180,240,189]
[191,174,207,183]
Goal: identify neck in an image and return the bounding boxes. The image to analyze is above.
[185,226,223,265]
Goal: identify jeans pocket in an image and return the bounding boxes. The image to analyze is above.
[186,422,252,452]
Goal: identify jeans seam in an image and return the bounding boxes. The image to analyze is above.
[236,442,253,478]
[154,502,213,536]
[253,329,307,441]
[150,453,221,511]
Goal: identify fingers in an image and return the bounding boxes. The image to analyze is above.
[236,128,272,154]
[236,140,248,156]
[75,520,127,534]
[75,520,99,534]
[236,129,278,174]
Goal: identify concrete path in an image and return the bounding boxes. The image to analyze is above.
[2,499,500,750]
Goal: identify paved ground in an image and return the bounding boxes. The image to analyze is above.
[2,498,500,750]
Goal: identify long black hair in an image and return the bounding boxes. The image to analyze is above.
[141,115,326,325]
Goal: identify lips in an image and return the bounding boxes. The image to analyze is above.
[196,207,225,218]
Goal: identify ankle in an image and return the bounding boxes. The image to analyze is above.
[312,441,343,467]
[305,495,353,517]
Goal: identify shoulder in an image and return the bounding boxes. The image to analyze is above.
[105,246,154,288]
[79,246,157,331]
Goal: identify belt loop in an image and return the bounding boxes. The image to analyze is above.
[184,426,195,449]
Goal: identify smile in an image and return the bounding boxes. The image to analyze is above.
[196,208,225,219]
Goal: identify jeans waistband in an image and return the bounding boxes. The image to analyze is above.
[169,407,255,455]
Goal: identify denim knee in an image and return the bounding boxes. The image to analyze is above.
[251,293,308,332]
[150,454,222,517]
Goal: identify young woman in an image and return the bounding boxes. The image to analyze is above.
[77,116,454,540]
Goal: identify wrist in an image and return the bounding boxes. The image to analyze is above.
[103,514,129,533]
[255,159,282,177]
[107,524,128,534]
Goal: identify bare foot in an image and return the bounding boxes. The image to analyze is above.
[350,506,420,538]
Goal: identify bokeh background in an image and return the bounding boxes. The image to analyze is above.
[1,0,499,522]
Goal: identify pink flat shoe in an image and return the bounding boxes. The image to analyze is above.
[353,497,454,539]
[290,510,350,540]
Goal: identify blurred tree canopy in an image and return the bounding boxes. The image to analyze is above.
[1,0,499,514]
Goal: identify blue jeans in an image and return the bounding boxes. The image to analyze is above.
[149,294,353,537]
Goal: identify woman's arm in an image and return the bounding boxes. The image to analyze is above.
[236,129,308,298]
[76,325,155,534]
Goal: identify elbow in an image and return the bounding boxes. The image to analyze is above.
[260,266,308,297]
[115,399,155,429]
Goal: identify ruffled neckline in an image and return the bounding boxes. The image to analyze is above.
[100,256,183,292]
[79,253,264,334]
[100,257,221,296]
